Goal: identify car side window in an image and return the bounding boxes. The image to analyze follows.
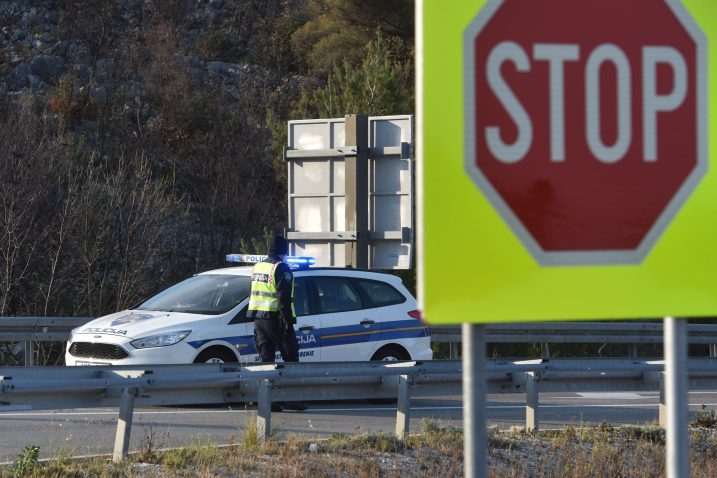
[229,305,249,324]
[230,277,309,324]
[294,278,309,317]
[355,279,406,308]
[314,277,362,313]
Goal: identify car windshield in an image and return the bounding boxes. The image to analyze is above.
[136,274,252,315]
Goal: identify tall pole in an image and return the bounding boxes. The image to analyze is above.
[665,316,689,478]
[463,323,487,477]
[344,114,369,269]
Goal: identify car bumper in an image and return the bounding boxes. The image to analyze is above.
[413,347,434,361]
[65,341,199,366]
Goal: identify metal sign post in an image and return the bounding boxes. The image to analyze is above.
[665,316,689,478]
[344,114,369,269]
[463,323,487,478]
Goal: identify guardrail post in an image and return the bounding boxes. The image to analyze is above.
[710,344,717,358]
[256,379,272,441]
[540,342,549,359]
[23,341,35,367]
[395,374,412,439]
[526,371,539,432]
[113,387,138,463]
[659,371,667,428]
[449,342,459,360]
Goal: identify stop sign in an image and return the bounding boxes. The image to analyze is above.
[464,0,707,265]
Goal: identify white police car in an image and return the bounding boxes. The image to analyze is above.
[65,256,432,365]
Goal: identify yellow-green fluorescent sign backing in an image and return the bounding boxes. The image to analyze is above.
[418,0,717,323]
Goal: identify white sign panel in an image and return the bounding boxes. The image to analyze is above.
[287,115,414,269]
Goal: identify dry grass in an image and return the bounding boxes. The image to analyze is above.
[3,420,717,477]
[490,423,717,478]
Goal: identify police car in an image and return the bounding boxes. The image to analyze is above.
[65,255,432,365]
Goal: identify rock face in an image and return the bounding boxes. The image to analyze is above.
[0,0,310,116]
[8,55,66,90]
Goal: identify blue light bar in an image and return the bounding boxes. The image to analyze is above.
[286,256,317,266]
[225,254,316,269]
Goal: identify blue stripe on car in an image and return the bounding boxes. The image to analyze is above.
[186,319,429,355]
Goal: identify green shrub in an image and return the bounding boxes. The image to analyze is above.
[691,406,717,428]
[11,445,40,476]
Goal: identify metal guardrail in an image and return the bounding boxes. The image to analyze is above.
[2,318,717,365]
[0,317,90,366]
[0,317,89,341]
[431,322,717,359]
[1,358,717,462]
[431,322,717,344]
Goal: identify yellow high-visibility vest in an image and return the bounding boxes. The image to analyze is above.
[247,261,294,319]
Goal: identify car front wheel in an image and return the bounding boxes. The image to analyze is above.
[193,347,237,364]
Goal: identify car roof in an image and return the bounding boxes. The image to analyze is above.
[198,266,405,285]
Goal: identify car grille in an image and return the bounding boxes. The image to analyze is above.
[68,342,130,360]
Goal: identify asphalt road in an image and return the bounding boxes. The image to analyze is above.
[1,390,716,462]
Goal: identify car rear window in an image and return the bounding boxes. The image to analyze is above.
[355,279,406,307]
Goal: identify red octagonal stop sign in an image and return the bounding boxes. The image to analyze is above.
[464,0,707,265]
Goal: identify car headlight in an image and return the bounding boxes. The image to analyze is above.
[130,331,191,349]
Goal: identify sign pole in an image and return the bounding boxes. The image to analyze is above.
[344,114,369,269]
[664,316,689,478]
[463,323,487,477]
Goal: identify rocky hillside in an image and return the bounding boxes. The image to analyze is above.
[0,2,300,322]
[3,1,303,79]
[1,0,318,131]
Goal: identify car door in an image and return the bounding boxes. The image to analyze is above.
[226,305,257,365]
[226,277,321,362]
[312,276,377,361]
[293,276,321,361]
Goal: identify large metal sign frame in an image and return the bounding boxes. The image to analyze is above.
[285,114,414,269]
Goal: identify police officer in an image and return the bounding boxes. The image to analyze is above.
[247,235,307,411]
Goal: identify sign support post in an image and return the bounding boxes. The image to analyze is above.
[344,114,369,269]
[463,323,487,478]
[665,316,689,478]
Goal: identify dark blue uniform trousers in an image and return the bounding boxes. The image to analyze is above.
[253,318,300,363]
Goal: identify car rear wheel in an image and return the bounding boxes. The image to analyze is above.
[193,347,237,364]
[371,345,409,362]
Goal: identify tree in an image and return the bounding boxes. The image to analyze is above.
[293,33,414,119]
[292,0,414,75]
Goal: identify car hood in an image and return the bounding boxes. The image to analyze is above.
[72,310,214,340]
